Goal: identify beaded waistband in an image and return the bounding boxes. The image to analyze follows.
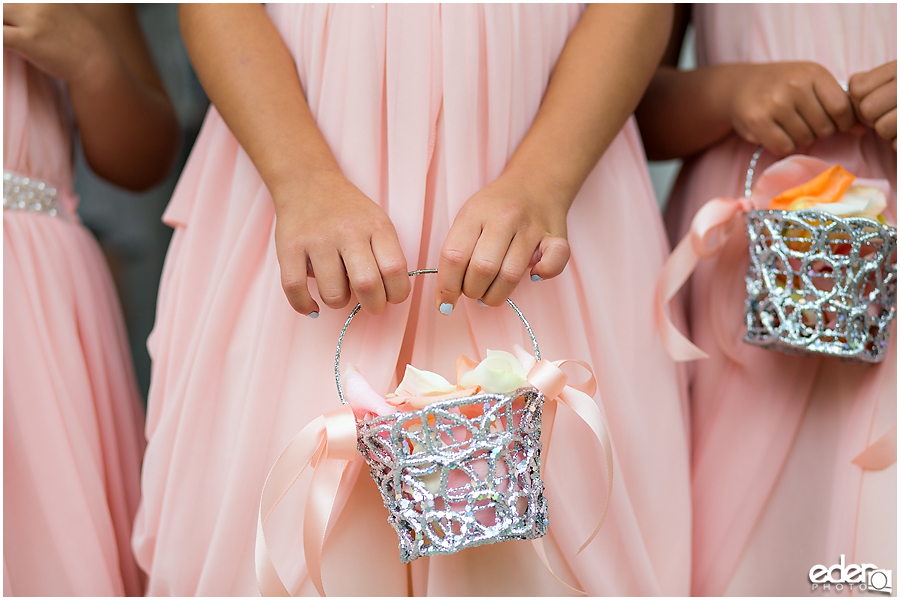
[3,171,67,218]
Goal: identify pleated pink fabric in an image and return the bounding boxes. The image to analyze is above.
[134,5,691,595]
[3,51,146,596]
[663,4,897,596]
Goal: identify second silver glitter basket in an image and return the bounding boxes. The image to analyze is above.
[742,149,897,363]
[334,269,549,563]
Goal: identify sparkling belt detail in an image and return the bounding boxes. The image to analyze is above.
[3,171,65,217]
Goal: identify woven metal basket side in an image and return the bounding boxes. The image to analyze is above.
[356,388,549,563]
[336,269,552,562]
[743,209,897,363]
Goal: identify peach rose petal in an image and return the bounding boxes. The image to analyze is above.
[342,364,397,418]
[456,354,479,384]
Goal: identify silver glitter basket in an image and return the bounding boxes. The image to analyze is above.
[335,269,548,563]
[742,150,897,363]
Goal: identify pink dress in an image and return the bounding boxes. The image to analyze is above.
[134,5,691,595]
[664,4,897,596]
[3,51,146,595]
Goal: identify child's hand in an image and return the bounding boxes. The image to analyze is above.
[2,4,108,84]
[435,176,570,312]
[273,173,410,317]
[725,61,856,156]
[849,60,897,150]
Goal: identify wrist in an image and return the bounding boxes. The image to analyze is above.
[269,164,350,213]
[499,159,578,216]
[709,63,752,130]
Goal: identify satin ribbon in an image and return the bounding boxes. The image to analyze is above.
[655,196,755,361]
[525,358,613,596]
[256,405,358,597]
[852,425,897,470]
[256,360,612,597]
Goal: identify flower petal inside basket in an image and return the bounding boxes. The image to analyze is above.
[394,365,456,397]
[343,364,396,418]
[810,185,887,218]
[388,386,481,411]
[459,350,528,393]
[763,161,888,222]
[769,165,855,211]
[456,354,479,383]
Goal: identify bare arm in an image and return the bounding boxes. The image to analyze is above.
[505,4,674,210]
[179,4,410,316]
[435,4,674,309]
[3,4,180,190]
[178,3,341,201]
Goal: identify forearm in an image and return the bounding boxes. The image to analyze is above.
[504,4,674,209]
[635,64,738,160]
[179,3,342,209]
[69,50,179,191]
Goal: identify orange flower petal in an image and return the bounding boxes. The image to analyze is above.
[769,165,856,210]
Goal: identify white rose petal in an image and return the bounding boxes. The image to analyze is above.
[811,196,868,216]
[394,365,456,397]
[810,185,887,218]
[459,350,528,393]
[419,470,441,495]
[486,350,528,378]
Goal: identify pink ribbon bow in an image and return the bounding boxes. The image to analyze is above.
[256,357,613,597]
[256,406,359,597]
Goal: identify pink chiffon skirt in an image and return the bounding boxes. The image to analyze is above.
[134,5,691,595]
[4,208,146,596]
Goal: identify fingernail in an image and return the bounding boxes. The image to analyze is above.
[308,311,319,319]
[531,274,542,282]
[477,299,487,307]
[439,302,453,315]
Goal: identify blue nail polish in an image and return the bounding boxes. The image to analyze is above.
[531,274,543,282]
[439,302,453,315]
[308,311,319,319]
[477,299,487,307]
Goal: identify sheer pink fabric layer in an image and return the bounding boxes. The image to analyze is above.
[133,5,691,596]
[2,50,146,596]
[663,4,897,596]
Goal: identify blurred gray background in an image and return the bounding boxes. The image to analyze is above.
[74,5,695,402]
[75,4,208,400]
[646,23,696,211]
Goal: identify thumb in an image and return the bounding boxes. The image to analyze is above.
[529,237,570,281]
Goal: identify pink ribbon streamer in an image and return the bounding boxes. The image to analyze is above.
[526,358,613,596]
[256,405,358,597]
[655,196,755,361]
[256,360,612,597]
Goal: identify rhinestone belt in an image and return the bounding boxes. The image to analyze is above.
[3,171,66,217]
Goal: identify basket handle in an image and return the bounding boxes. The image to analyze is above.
[334,268,542,405]
[743,145,764,198]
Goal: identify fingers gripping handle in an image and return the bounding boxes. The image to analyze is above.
[744,84,850,198]
[334,268,542,404]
